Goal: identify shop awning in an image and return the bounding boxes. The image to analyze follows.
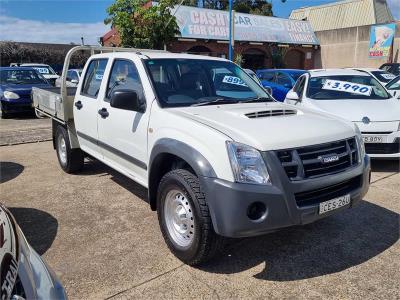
[172,6,319,45]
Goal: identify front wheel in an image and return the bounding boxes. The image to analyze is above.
[55,125,84,173]
[157,169,223,265]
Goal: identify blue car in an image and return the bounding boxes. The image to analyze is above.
[256,69,306,101]
[0,67,51,117]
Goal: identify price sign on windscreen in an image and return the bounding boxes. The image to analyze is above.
[34,67,49,74]
[322,79,372,96]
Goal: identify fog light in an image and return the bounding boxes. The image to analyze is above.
[247,202,267,221]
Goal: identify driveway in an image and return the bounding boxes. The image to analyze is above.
[0,140,399,299]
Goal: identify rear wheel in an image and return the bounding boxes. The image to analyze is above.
[55,125,84,173]
[0,103,9,119]
[157,169,223,265]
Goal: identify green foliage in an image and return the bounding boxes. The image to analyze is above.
[105,0,180,49]
[201,0,273,16]
[234,53,244,66]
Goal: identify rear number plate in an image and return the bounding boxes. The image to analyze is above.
[319,194,351,214]
[363,136,384,143]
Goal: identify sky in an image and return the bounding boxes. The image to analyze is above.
[0,0,399,45]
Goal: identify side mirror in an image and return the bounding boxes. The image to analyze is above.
[110,89,145,112]
[264,86,272,94]
[286,90,300,101]
[71,79,79,84]
[388,90,398,98]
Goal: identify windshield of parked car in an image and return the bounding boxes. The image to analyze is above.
[386,76,400,90]
[371,70,396,83]
[29,65,56,75]
[144,59,272,107]
[0,69,48,85]
[307,75,390,100]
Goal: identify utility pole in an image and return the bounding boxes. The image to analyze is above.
[228,0,234,61]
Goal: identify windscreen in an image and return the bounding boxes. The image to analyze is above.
[371,70,396,83]
[144,59,271,107]
[307,75,390,100]
[0,69,48,85]
[31,66,56,75]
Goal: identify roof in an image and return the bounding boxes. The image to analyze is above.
[257,69,306,73]
[350,67,382,71]
[91,51,229,61]
[20,63,50,67]
[308,68,370,76]
[0,66,36,71]
[289,0,395,31]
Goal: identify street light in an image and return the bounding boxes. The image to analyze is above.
[228,0,234,61]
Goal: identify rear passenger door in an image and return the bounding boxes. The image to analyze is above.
[74,58,108,159]
[97,58,151,187]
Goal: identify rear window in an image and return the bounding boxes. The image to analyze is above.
[81,59,108,98]
[258,71,274,81]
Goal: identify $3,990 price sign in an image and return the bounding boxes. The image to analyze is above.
[322,79,373,96]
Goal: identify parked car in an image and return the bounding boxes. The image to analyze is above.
[55,69,83,87]
[33,46,370,265]
[379,62,400,76]
[385,75,400,99]
[0,204,67,299]
[350,68,396,86]
[0,67,52,118]
[244,68,272,94]
[284,69,400,159]
[256,69,306,101]
[15,63,60,86]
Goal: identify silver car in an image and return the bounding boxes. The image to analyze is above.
[0,204,67,300]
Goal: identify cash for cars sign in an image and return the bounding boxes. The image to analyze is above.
[368,23,396,58]
[173,6,319,45]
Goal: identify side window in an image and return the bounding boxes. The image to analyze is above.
[106,59,144,102]
[259,72,274,81]
[293,76,306,96]
[275,72,292,86]
[70,71,79,81]
[81,59,108,98]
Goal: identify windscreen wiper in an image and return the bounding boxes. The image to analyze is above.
[242,96,274,103]
[191,98,239,107]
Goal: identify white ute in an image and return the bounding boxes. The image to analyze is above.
[33,46,370,265]
[284,69,400,159]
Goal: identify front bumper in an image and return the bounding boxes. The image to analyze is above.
[202,154,370,238]
[15,227,67,300]
[1,98,33,113]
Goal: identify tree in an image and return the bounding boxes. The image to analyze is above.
[104,0,180,49]
[201,0,273,16]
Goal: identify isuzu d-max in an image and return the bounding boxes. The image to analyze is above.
[32,46,370,265]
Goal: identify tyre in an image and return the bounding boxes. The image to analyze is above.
[157,169,223,265]
[55,125,84,173]
[0,103,9,119]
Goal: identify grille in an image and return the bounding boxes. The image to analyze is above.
[276,137,359,181]
[365,141,400,154]
[295,175,362,207]
[245,109,297,119]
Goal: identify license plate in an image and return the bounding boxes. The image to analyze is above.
[319,194,351,214]
[363,135,384,143]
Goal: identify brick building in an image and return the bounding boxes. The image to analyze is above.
[102,5,320,70]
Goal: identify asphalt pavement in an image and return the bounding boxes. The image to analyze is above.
[0,117,399,299]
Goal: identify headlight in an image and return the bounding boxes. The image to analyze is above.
[354,124,365,161]
[3,91,20,99]
[226,141,271,185]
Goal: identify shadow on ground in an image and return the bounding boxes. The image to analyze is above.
[200,201,399,281]
[78,159,149,202]
[371,159,400,173]
[0,162,24,184]
[9,207,58,255]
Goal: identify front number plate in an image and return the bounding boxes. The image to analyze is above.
[319,194,351,214]
[363,135,384,143]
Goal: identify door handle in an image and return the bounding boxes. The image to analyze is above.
[98,108,109,118]
[74,101,83,110]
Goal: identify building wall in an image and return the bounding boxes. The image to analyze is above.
[314,21,399,68]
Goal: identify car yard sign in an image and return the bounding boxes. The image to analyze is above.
[173,6,319,45]
[368,23,396,58]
